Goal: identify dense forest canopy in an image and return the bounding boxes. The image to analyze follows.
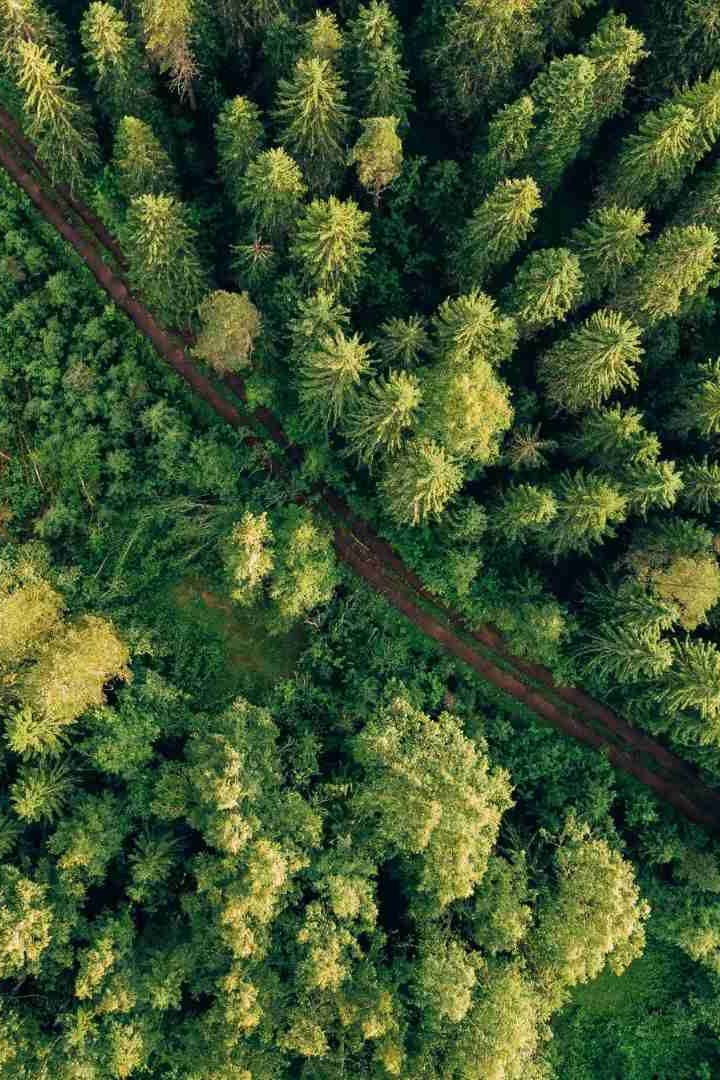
[3,0,720,1076]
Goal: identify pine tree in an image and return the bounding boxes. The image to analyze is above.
[660,640,720,730]
[619,459,683,516]
[420,357,514,464]
[291,196,372,297]
[525,55,596,191]
[681,458,720,513]
[80,2,155,124]
[112,116,177,199]
[539,309,644,413]
[673,357,720,436]
[215,96,265,208]
[570,205,649,301]
[298,329,372,430]
[380,438,464,525]
[238,148,305,240]
[10,762,70,823]
[456,177,542,287]
[220,511,274,606]
[342,369,421,465]
[138,0,197,106]
[193,291,261,374]
[0,0,60,66]
[504,247,583,337]
[584,13,646,143]
[576,624,673,684]
[124,194,208,326]
[430,0,542,120]
[349,116,403,203]
[476,96,535,190]
[432,290,518,366]
[301,9,343,61]
[503,423,558,471]
[616,224,717,326]
[345,1,412,124]
[545,470,628,556]
[378,314,429,367]
[491,483,557,542]
[14,39,99,191]
[274,56,351,192]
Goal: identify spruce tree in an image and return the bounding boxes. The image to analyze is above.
[380,438,464,525]
[345,1,412,124]
[675,160,720,231]
[565,405,660,467]
[660,640,720,729]
[301,9,343,61]
[349,116,403,204]
[420,357,514,465]
[238,148,306,240]
[616,224,717,326]
[619,459,684,516]
[298,329,372,430]
[80,2,155,124]
[681,458,720,513]
[545,470,628,556]
[503,423,558,471]
[193,291,261,374]
[112,116,177,199]
[289,288,350,365]
[138,0,197,106]
[584,14,646,143]
[378,314,429,367]
[477,96,535,190]
[570,205,649,301]
[430,0,542,120]
[215,96,265,208]
[576,624,673,684]
[525,55,596,192]
[291,196,372,297]
[455,178,542,287]
[491,484,558,542]
[539,309,644,413]
[673,358,720,436]
[504,247,583,337]
[432,290,518,367]
[124,194,207,326]
[342,369,421,465]
[14,39,99,191]
[274,56,351,192]
[10,763,70,823]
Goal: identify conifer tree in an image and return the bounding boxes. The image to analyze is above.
[660,640,720,730]
[274,56,351,192]
[238,148,305,240]
[0,867,53,977]
[431,0,542,120]
[124,194,207,326]
[380,438,464,525]
[298,329,372,430]
[13,39,99,191]
[220,511,274,606]
[503,423,558,471]
[504,247,583,337]
[80,2,155,123]
[675,160,720,231]
[342,369,421,465]
[112,116,177,199]
[289,288,350,365]
[345,1,412,124]
[349,116,403,204]
[626,521,720,631]
[525,54,596,191]
[138,0,197,106]
[616,224,717,326]
[491,483,558,542]
[10,763,70,823]
[619,459,684,516]
[291,196,372,297]
[584,14,647,143]
[0,0,59,65]
[215,96,265,208]
[545,470,628,556]
[576,624,673,685]
[378,314,429,367]
[193,291,261,374]
[432,290,518,367]
[673,357,720,436]
[570,205,649,301]
[421,358,514,464]
[565,405,660,467]
[681,458,720,513]
[301,9,343,61]
[539,309,644,413]
[455,178,542,287]
[477,96,535,190]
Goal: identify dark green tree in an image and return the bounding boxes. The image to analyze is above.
[504,247,583,337]
[274,56,351,192]
[455,177,542,287]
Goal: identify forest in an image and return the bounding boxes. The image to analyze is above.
[3,0,720,1076]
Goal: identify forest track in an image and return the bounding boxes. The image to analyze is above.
[2,113,720,830]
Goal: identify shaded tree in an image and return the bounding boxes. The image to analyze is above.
[274,56,350,192]
[349,116,403,203]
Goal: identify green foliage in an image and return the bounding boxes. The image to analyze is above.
[539,309,644,413]
[221,510,274,605]
[342,369,421,465]
[215,95,266,207]
[456,177,542,286]
[238,147,305,240]
[112,116,177,199]
[138,0,197,103]
[616,223,718,325]
[80,1,156,124]
[298,328,372,431]
[477,95,535,190]
[545,470,628,556]
[491,483,558,542]
[380,438,464,525]
[344,0,412,124]
[421,356,514,464]
[268,505,340,630]
[291,195,372,297]
[378,314,429,367]
[571,205,649,301]
[526,54,596,191]
[193,290,261,374]
[504,247,583,337]
[349,115,403,202]
[432,289,518,366]
[274,56,351,192]
[124,193,208,326]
